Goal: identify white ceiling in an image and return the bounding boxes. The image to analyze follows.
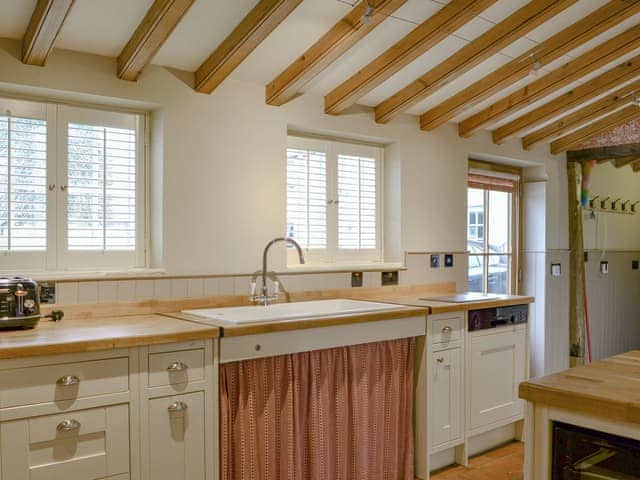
[0,0,637,143]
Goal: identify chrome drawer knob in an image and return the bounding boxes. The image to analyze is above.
[441,326,452,334]
[168,401,188,413]
[56,375,80,386]
[57,419,80,432]
[167,361,188,372]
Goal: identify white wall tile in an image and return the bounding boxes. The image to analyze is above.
[203,278,218,296]
[135,280,154,301]
[77,282,98,304]
[154,279,171,299]
[171,279,188,299]
[218,277,235,295]
[56,282,79,305]
[363,272,380,288]
[98,281,118,303]
[234,276,251,296]
[117,280,136,302]
[187,278,204,298]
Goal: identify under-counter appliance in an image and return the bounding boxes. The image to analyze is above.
[468,304,528,331]
[0,276,62,329]
[552,422,640,479]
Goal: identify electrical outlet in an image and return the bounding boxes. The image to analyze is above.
[600,261,609,275]
[351,272,363,288]
[430,254,440,268]
[584,252,589,263]
[39,282,56,303]
[444,254,454,268]
[551,264,562,277]
[633,260,639,271]
[381,271,398,286]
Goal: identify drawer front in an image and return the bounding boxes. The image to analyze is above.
[0,404,129,480]
[0,357,129,409]
[148,349,205,388]
[430,314,463,344]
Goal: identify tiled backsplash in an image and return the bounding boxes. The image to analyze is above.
[53,252,468,305]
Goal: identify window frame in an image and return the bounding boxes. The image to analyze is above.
[286,135,383,266]
[0,97,147,273]
[467,160,522,295]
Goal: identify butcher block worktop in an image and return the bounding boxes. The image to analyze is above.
[0,314,220,360]
[366,294,534,314]
[520,350,640,424]
[168,304,427,337]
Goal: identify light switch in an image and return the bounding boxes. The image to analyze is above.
[600,261,609,275]
[551,264,562,277]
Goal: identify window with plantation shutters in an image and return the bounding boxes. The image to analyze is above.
[286,136,382,265]
[0,98,145,273]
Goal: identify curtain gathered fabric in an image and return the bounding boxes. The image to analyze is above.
[220,337,415,480]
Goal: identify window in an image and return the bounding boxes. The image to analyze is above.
[286,136,382,264]
[0,98,145,272]
[467,169,520,295]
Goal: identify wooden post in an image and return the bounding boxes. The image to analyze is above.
[567,159,586,366]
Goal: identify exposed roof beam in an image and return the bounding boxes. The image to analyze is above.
[522,78,640,150]
[375,0,577,124]
[633,160,640,172]
[567,144,640,162]
[459,23,640,138]
[323,0,497,115]
[494,55,640,145]
[551,105,640,154]
[22,0,74,66]
[613,156,640,168]
[195,0,302,94]
[117,0,194,81]
[419,0,640,132]
[266,0,407,106]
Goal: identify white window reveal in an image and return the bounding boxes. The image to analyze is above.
[286,136,382,265]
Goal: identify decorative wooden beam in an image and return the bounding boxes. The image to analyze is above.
[117,0,194,81]
[522,79,640,150]
[22,0,74,66]
[195,0,302,94]
[567,144,640,162]
[613,156,640,168]
[323,0,497,115]
[633,160,640,172]
[458,23,640,138]
[419,0,640,132]
[375,0,577,124]
[266,0,407,106]
[551,106,640,154]
[494,54,640,145]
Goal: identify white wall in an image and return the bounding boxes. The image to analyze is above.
[0,39,567,277]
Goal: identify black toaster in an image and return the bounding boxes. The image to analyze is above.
[0,276,62,329]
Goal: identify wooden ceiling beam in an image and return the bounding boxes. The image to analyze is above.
[117,0,194,81]
[323,0,497,115]
[459,23,640,138]
[613,156,640,168]
[551,105,640,154]
[195,0,302,94]
[567,144,640,162]
[633,160,640,172]
[266,0,407,107]
[375,0,577,124]
[494,55,640,144]
[22,0,74,66]
[419,0,640,132]
[522,79,640,150]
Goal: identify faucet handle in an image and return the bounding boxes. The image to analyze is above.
[249,280,256,299]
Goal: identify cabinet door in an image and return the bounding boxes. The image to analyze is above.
[147,391,205,480]
[430,348,462,449]
[0,404,129,480]
[469,328,526,431]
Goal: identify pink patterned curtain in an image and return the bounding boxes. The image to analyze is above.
[220,338,415,480]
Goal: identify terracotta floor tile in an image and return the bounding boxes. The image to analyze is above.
[430,442,524,480]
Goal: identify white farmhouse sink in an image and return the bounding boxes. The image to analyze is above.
[182,299,403,324]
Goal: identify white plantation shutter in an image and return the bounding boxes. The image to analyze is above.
[286,146,327,249]
[0,114,48,252]
[67,123,136,251]
[338,154,377,250]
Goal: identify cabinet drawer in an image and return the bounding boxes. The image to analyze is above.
[0,404,129,480]
[148,349,204,388]
[0,357,129,409]
[430,314,463,344]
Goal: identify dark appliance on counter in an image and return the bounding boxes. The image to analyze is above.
[0,276,63,329]
[552,421,640,479]
[468,304,528,331]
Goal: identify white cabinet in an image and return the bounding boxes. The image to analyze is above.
[430,347,463,449]
[468,325,527,433]
[147,392,206,480]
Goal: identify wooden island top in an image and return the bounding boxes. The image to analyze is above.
[365,294,534,314]
[520,350,640,425]
[0,314,220,360]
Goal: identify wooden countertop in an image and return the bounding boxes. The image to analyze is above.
[362,294,534,314]
[0,314,220,360]
[519,351,640,425]
[167,304,427,337]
